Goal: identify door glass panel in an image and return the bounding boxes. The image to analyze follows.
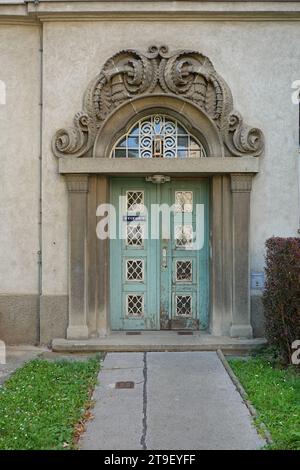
[126,190,144,212]
[126,259,144,282]
[126,223,144,247]
[176,295,192,317]
[175,224,193,248]
[175,191,193,212]
[126,294,144,317]
[176,260,192,282]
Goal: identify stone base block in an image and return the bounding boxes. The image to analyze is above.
[40,295,68,345]
[0,294,38,344]
[230,324,253,339]
[67,325,89,340]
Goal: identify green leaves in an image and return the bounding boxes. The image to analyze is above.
[0,358,100,450]
[263,237,300,365]
[229,357,300,450]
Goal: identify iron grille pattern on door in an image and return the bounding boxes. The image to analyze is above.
[126,224,144,247]
[126,190,144,212]
[176,260,192,282]
[176,295,192,317]
[175,191,193,212]
[175,225,193,248]
[126,259,144,281]
[126,295,144,317]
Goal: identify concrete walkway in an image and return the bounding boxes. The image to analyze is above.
[80,352,265,450]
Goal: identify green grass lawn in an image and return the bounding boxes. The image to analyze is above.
[0,357,101,450]
[229,357,300,450]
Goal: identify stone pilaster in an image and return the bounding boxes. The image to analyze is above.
[230,173,253,338]
[66,174,89,339]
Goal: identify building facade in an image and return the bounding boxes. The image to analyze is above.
[0,1,299,345]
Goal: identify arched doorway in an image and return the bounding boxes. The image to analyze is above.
[52,45,264,341]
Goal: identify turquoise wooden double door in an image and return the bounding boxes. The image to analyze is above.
[110,178,209,330]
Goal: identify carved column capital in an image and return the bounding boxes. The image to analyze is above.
[230,173,253,193]
[65,174,89,193]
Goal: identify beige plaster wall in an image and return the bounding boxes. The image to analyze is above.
[0,25,40,294]
[42,20,299,296]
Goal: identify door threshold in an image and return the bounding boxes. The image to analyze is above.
[124,330,196,335]
[52,332,267,355]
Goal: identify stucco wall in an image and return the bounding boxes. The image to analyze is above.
[1,16,300,341]
[43,20,299,296]
[0,24,40,343]
[0,25,40,293]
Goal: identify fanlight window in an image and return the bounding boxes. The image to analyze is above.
[110,114,207,159]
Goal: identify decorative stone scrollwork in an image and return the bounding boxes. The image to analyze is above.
[53,111,96,158]
[52,45,264,158]
[225,111,264,158]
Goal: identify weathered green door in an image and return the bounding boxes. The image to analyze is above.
[110,178,209,330]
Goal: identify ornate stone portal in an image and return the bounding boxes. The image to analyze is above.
[52,45,263,160]
[52,45,264,341]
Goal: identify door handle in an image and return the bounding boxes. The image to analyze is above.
[161,247,167,269]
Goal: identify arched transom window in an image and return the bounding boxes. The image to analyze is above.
[110,114,207,159]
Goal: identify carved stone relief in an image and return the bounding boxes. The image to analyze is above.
[52,45,264,159]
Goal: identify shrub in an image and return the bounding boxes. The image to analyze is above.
[263,237,300,365]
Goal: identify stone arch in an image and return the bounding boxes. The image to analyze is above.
[93,95,224,159]
[52,45,264,160]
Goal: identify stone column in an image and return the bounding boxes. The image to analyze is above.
[230,173,253,338]
[66,174,89,340]
[211,175,233,337]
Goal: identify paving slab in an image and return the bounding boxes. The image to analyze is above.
[146,352,264,450]
[80,351,265,450]
[80,353,144,450]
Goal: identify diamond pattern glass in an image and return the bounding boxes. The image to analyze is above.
[126,224,143,247]
[126,295,144,317]
[176,260,192,282]
[175,225,193,248]
[176,295,192,316]
[126,259,144,281]
[175,191,193,212]
[127,191,144,212]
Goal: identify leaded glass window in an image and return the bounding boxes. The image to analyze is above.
[111,114,207,159]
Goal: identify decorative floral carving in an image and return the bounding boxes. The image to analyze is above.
[52,45,264,158]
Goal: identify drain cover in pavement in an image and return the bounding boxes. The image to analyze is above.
[115,381,135,389]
